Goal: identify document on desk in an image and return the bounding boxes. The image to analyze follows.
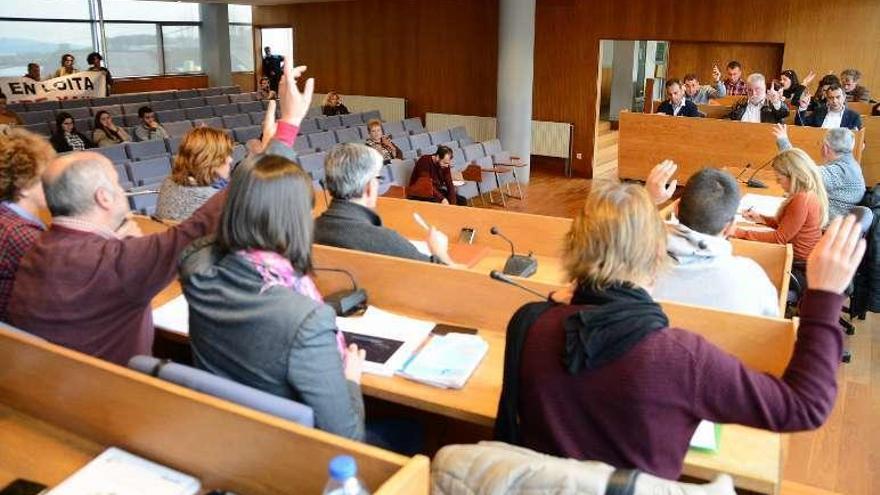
[736,193,785,223]
[152,294,189,336]
[336,306,434,376]
[49,447,201,495]
[689,420,721,453]
[409,239,432,257]
[399,333,489,389]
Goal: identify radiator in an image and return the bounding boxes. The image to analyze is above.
[426,113,573,161]
[312,93,407,123]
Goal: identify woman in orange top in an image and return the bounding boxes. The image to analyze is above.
[735,148,829,262]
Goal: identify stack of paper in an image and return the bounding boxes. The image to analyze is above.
[152,295,190,336]
[689,420,722,453]
[736,193,785,224]
[336,306,435,376]
[398,333,489,389]
[49,447,201,495]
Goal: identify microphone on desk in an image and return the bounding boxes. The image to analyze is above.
[125,189,159,197]
[489,270,550,301]
[314,267,368,316]
[734,163,752,182]
[490,226,538,278]
[744,156,775,189]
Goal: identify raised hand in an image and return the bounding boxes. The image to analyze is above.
[802,70,816,87]
[343,344,366,384]
[807,215,867,294]
[799,91,811,111]
[767,82,782,103]
[772,123,789,141]
[277,63,314,126]
[712,65,722,82]
[646,159,678,205]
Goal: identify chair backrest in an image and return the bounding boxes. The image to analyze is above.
[449,126,469,141]
[340,113,364,127]
[89,96,117,107]
[148,91,178,101]
[205,94,231,106]
[128,355,315,427]
[56,106,91,120]
[127,155,172,185]
[392,136,412,151]
[362,110,381,122]
[126,140,169,161]
[429,129,452,145]
[355,125,369,139]
[60,99,92,109]
[176,89,199,99]
[127,189,159,215]
[122,102,146,115]
[298,118,320,135]
[156,109,186,123]
[403,117,425,134]
[409,133,432,152]
[198,87,225,97]
[851,206,874,235]
[233,125,262,143]
[220,85,242,95]
[298,152,327,182]
[238,101,263,114]
[185,106,215,120]
[116,93,149,105]
[193,116,223,129]
[229,92,256,103]
[163,120,194,139]
[232,144,247,164]
[482,138,503,155]
[248,111,267,126]
[95,143,128,164]
[91,104,123,117]
[113,162,132,183]
[123,114,142,127]
[25,100,60,112]
[463,142,486,162]
[178,97,207,109]
[21,110,54,125]
[317,115,344,130]
[149,99,180,112]
[419,144,438,155]
[222,114,252,129]
[21,123,50,136]
[307,131,337,151]
[165,136,183,155]
[383,121,406,135]
[214,103,240,116]
[334,127,361,144]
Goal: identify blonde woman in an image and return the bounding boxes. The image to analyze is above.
[364,119,401,161]
[156,127,233,221]
[496,180,864,480]
[321,91,349,116]
[52,54,77,78]
[736,148,829,262]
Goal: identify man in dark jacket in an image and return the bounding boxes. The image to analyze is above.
[261,46,284,93]
[656,79,700,117]
[314,143,460,265]
[795,84,863,130]
[728,73,789,124]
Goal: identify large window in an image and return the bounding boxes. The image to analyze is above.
[228,4,253,72]
[0,1,205,78]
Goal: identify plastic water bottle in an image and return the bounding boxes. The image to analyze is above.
[322,455,370,495]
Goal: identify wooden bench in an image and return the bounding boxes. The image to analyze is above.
[0,326,429,494]
[861,116,880,185]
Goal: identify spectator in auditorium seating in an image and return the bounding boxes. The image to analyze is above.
[322,91,350,116]
[8,58,315,366]
[774,124,864,220]
[92,110,131,148]
[735,148,828,262]
[257,76,277,100]
[645,161,779,317]
[779,69,813,106]
[794,84,862,130]
[408,145,465,206]
[314,143,459,265]
[0,129,54,322]
[133,106,169,142]
[656,79,699,117]
[52,53,77,78]
[0,92,24,127]
[364,119,402,161]
[181,153,367,441]
[50,112,95,153]
[496,178,863,480]
[262,46,284,93]
[23,63,41,82]
[87,52,113,96]
[723,60,747,96]
[841,68,871,103]
[728,73,789,124]
[156,128,233,221]
[682,69,725,105]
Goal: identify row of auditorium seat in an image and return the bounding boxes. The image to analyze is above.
[6,85,242,113]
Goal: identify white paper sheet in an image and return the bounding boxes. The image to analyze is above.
[336,306,434,376]
[689,420,719,451]
[152,294,189,336]
[409,240,432,257]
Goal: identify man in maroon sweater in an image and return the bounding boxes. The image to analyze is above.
[407,146,464,205]
[504,185,864,480]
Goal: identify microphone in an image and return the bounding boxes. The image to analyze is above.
[734,163,752,182]
[314,267,368,316]
[745,156,775,189]
[125,189,159,196]
[489,270,550,301]
[490,226,538,278]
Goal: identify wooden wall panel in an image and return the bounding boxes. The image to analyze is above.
[114,75,208,94]
[231,72,256,92]
[667,42,784,85]
[782,0,880,100]
[253,0,498,120]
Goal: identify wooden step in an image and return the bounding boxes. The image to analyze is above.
[595,131,618,148]
[594,143,618,164]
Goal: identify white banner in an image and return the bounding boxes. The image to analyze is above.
[0,71,107,103]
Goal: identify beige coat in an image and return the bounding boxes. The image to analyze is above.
[431,442,736,495]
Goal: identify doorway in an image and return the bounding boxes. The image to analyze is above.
[258,27,294,72]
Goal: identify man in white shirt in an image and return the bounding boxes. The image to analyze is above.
[656,79,699,117]
[645,161,780,317]
[795,84,863,130]
[728,73,789,124]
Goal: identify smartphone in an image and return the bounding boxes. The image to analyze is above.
[0,479,48,495]
[432,323,478,336]
[458,227,476,244]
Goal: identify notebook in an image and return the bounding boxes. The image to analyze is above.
[398,333,489,389]
[336,306,435,376]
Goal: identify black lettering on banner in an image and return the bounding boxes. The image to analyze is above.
[23,82,36,95]
[8,82,24,95]
[53,79,68,91]
[84,77,94,91]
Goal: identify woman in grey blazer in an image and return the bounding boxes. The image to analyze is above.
[180,154,367,440]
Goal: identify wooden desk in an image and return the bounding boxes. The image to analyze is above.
[619,112,866,184]
[862,116,880,185]
[697,104,732,119]
[0,327,429,494]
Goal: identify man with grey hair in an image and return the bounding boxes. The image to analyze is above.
[314,143,460,265]
[9,151,226,364]
[774,124,865,219]
[728,73,788,124]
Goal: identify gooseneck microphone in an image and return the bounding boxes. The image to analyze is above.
[489,270,550,301]
[745,156,775,189]
[734,163,752,182]
[314,267,368,316]
[490,226,538,278]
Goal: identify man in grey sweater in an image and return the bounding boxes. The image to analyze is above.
[647,161,779,317]
[774,124,865,219]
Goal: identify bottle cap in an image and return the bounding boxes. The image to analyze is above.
[329,455,357,480]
